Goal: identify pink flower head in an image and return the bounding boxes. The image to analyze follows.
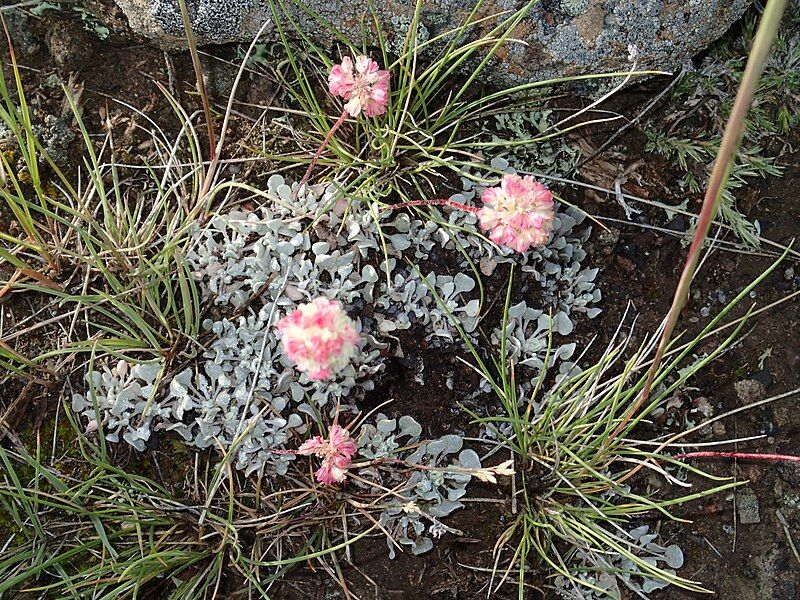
[477,174,555,253]
[296,424,358,485]
[277,297,360,381]
[328,55,390,117]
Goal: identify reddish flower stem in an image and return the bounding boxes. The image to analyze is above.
[388,198,480,214]
[294,110,349,199]
[676,451,800,463]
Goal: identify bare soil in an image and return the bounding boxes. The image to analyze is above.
[1,9,798,600]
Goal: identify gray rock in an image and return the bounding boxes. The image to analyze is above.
[33,115,76,167]
[112,0,751,85]
[5,12,42,57]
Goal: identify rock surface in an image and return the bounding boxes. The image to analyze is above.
[47,19,95,70]
[113,0,751,85]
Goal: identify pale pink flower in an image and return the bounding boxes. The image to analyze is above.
[277,298,360,380]
[296,424,358,485]
[478,174,555,253]
[328,55,390,117]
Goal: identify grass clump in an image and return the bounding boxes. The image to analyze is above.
[259,0,646,207]
[0,441,217,598]
[440,246,785,597]
[0,50,204,365]
[0,408,352,599]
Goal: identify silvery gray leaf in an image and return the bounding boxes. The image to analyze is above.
[552,312,574,336]
[457,449,481,470]
[663,545,684,569]
[462,299,480,317]
[642,578,671,593]
[389,234,412,252]
[312,241,330,255]
[453,273,475,294]
[410,537,433,556]
[638,533,658,546]
[398,415,422,440]
[133,362,161,383]
[489,156,509,170]
[377,418,397,433]
[428,500,463,517]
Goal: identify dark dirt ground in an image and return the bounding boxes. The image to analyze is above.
[1,7,798,600]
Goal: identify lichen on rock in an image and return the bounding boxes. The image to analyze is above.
[112,0,750,86]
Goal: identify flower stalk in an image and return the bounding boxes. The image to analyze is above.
[295,109,348,197]
[387,174,555,253]
[609,0,789,444]
[295,55,390,197]
[390,198,480,213]
[677,451,800,464]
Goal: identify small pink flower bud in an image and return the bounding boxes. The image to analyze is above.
[477,174,555,253]
[277,298,360,380]
[296,424,358,485]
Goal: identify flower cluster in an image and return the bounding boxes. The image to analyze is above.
[328,55,390,117]
[478,174,555,253]
[296,424,358,485]
[277,298,360,380]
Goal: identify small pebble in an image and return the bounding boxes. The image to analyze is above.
[479,256,497,276]
[736,488,761,524]
[693,396,713,417]
[712,421,726,437]
[615,254,635,274]
[734,379,767,405]
[751,367,773,389]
